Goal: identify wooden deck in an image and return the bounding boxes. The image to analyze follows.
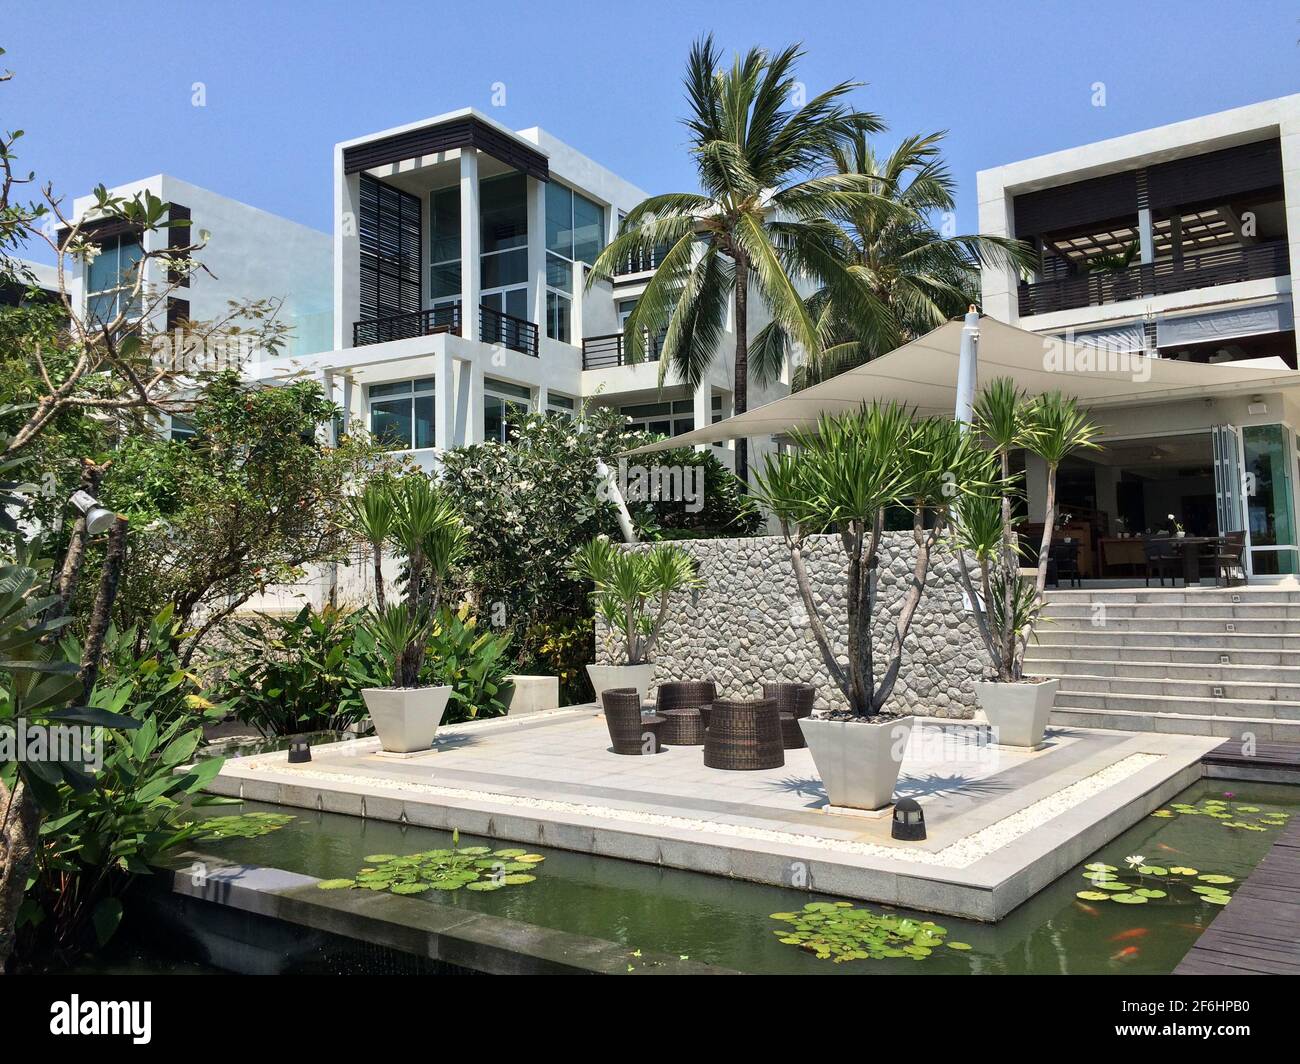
[1174,813,1300,975]
[1202,740,1300,772]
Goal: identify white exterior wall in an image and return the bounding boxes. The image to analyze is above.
[69,175,332,359]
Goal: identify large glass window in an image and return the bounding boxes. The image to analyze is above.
[369,378,435,450]
[428,186,461,305]
[483,377,531,443]
[86,233,143,323]
[480,174,528,323]
[620,399,694,438]
[1242,423,1298,575]
[545,182,605,341]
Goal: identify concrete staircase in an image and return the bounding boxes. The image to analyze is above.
[1028,588,1300,742]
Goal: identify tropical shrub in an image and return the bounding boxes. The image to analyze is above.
[217,605,383,737]
[567,537,701,666]
[427,606,513,724]
[439,407,758,676]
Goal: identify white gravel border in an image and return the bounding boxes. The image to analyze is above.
[244,751,1162,868]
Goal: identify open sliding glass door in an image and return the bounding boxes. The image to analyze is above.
[1212,424,1250,576]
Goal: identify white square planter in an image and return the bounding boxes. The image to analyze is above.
[586,663,655,705]
[973,678,1059,748]
[504,674,560,715]
[799,715,915,812]
[362,685,452,754]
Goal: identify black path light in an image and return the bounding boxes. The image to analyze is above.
[287,736,312,764]
[891,797,926,841]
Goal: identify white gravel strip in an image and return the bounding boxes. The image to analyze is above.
[242,751,1162,868]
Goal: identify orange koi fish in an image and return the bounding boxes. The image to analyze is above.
[1109,928,1149,943]
[1110,946,1141,961]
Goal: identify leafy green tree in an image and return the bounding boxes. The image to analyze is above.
[587,37,890,485]
[754,131,1036,389]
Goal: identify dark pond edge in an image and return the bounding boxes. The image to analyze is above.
[151,851,736,976]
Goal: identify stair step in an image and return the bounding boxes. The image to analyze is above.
[1042,604,1300,620]
[1053,689,1300,719]
[1032,629,1300,650]
[1042,616,1294,634]
[1042,589,1300,605]
[1025,644,1294,666]
[1050,705,1300,741]
[1030,657,1300,684]
[1048,672,1300,703]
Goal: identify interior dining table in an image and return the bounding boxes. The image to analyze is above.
[1100,535,1227,584]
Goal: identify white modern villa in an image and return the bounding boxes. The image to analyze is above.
[246,108,787,474]
[978,94,1300,580]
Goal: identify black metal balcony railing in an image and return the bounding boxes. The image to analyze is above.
[353,304,460,347]
[613,244,670,277]
[582,331,664,370]
[479,304,539,357]
[1017,239,1291,317]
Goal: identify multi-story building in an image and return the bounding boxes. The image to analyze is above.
[978,94,1300,578]
[64,174,332,357]
[248,108,787,474]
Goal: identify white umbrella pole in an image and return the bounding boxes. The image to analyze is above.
[954,305,980,432]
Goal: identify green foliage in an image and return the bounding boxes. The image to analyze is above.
[216,605,382,736]
[568,537,701,665]
[427,606,513,724]
[521,617,594,707]
[100,371,385,650]
[318,844,545,895]
[1151,796,1291,832]
[366,602,433,689]
[439,406,757,675]
[1075,860,1239,907]
[770,902,968,962]
[20,714,226,957]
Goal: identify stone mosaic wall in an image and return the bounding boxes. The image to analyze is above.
[596,533,988,718]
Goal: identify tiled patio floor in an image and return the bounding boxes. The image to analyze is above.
[210,707,1220,920]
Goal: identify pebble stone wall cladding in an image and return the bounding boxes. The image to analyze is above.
[595,533,989,718]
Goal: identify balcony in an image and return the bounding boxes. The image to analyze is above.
[479,304,538,357]
[353,305,460,347]
[613,245,669,278]
[1018,239,1291,317]
[582,332,664,370]
[352,303,538,357]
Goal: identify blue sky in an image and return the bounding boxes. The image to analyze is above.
[7,0,1298,263]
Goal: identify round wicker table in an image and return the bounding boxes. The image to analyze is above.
[702,697,784,770]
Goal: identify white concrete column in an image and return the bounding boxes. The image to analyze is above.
[319,369,336,445]
[573,261,586,343]
[434,346,456,451]
[526,176,547,331]
[459,150,481,341]
[341,374,355,437]
[335,161,361,349]
[536,381,549,415]
[692,380,711,452]
[1137,208,1155,264]
[468,362,485,444]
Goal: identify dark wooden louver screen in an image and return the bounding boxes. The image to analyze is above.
[1013,170,1139,239]
[1146,139,1283,210]
[166,297,190,330]
[343,116,548,183]
[359,174,422,322]
[167,203,191,287]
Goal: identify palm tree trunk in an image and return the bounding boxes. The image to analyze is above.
[733,256,749,488]
[0,780,41,972]
[1035,464,1059,600]
[372,543,386,612]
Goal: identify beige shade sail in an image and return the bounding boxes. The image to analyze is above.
[624,315,1299,456]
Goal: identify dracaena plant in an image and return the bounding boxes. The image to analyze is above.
[362,476,468,688]
[952,379,1101,681]
[567,537,700,666]
[754,402,992,717]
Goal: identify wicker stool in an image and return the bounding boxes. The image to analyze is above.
[654,681,716,747]
[659,707,705,746]
[703,697,784,770]
[602,688,665,755]
[763,682,815,750]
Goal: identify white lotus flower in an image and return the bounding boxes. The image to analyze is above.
[1125,855,1145,868]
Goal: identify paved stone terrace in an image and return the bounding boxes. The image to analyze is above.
[210,708,1219,920]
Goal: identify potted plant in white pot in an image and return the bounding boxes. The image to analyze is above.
[361,476,468,753]
[569,536,700,703]
[754,403,990,811]
[953,380,1100,747]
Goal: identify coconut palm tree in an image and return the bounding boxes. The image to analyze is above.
[752,130,1037,389]
[586,36,895,486]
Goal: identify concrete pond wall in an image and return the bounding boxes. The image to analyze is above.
[596,533,989,718]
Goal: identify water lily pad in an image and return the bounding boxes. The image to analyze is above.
[390,882,430,894]
[1201,894,1230,906]
[1197,874,1235,885]
[465,880,502,891]
[493,848,527,858]
[1137,866,1168,876]
[1083,870,1118,882]
[947,942,972,950]
[1110,893,1148,904]
[503,873,536,885]
[1168,866,1199,876]
[1084,863,1118,873]
[516,854,546,863]
[316,879,355,890]
[363,854,398,863]
[1135,888,1167,899]
[1076,891,1112,901]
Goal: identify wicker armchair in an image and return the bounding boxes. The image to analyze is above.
[601,688,664,755]
[655,681,716,746]
[762,682,816,750]
[703,697,784,770]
